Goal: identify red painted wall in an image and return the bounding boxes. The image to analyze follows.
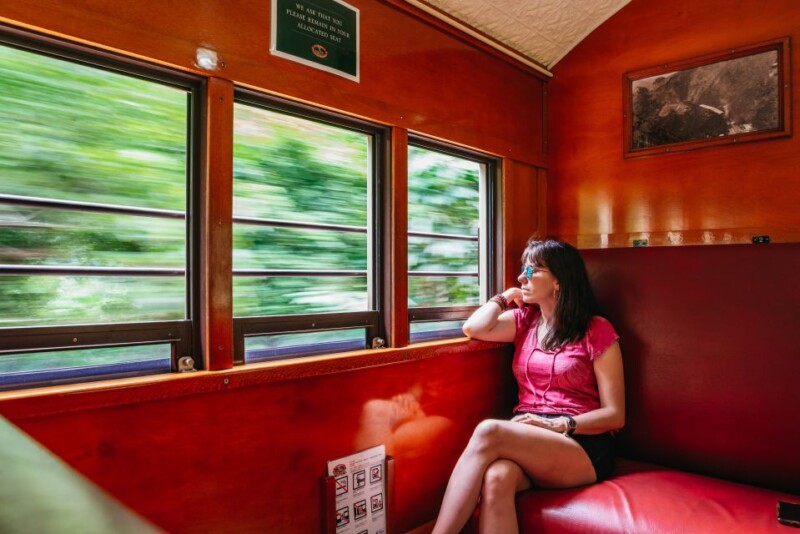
[548,0,800,248]
[2,342,517,533]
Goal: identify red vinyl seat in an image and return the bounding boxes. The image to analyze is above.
[468,244,800,533]
[516,459,795,533]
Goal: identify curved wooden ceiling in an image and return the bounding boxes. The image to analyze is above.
[404,0,631,75]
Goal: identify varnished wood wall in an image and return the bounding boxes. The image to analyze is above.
[548,0,800,248]
[0,1,545,531]
[502,161,547,288]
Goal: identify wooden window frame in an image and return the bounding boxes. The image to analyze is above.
[231,89,389,364]
[407,135,501,341]
[0,25,205,386]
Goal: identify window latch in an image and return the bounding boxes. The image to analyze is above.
[178,356,197,372]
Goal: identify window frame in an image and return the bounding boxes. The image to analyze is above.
[0,25,204,381]
[231,89,388,364]
[406,135,501,335]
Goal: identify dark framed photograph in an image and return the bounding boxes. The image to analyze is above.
[624,38,791,157]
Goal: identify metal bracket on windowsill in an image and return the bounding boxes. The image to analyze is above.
[178,356,197,372]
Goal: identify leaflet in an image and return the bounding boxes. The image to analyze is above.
[326,445,386,534]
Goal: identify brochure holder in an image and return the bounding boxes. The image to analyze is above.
[322,455,395,534]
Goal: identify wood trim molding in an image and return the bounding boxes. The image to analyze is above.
[200,77,234,370]
[387,127,410,347]
[0,338,509,419]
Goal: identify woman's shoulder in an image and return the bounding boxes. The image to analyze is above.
[589,315,615,330]
[512,306,540,344]
[514,305,540,327]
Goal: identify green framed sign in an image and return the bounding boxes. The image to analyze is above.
[271,0,360,82]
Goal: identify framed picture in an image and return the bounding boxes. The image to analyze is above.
[624,38,791,158]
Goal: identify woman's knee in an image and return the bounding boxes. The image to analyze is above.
[481,460,520,501]
[468,419,505,454]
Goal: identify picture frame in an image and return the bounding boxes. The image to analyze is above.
[623,38,791,158]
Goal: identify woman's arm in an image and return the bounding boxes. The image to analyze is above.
[461,288,522,343]
[572,341,625,434]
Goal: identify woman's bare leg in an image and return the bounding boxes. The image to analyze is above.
[479,459,531,534]
[431,419,596,534]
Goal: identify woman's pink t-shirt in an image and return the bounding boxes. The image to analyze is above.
[512,306,619,416]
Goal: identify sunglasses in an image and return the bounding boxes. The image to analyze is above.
[520,265,549,280]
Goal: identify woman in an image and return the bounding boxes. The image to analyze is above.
[432,239,625,533]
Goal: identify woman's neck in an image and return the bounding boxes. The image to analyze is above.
[538,303,555,324]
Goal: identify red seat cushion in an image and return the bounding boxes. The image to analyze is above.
[514,459,798,533]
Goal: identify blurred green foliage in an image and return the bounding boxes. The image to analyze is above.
[232,105,370,316]
[0,44,187,327]
[0,43,483,336]
[408,146,481,307]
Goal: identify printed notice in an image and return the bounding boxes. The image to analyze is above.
[271,0,360,81]
[327,445,386,534]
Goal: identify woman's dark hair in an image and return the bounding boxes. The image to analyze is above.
[522,239,598,349]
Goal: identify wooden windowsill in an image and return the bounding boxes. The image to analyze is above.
[0,337,511,419]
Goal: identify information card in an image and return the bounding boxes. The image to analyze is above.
[326,445,386,534]
[271,0,360,81]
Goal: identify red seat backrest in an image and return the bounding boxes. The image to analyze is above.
[582,244,800,494]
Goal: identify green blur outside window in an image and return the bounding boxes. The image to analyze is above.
[232,97,382,361]
[0,36,197,388]
[407,141,497,340]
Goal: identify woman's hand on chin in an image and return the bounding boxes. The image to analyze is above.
[502,287,525,308]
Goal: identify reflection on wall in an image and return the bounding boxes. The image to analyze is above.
[355,383,455,457]
[354,382,458,519]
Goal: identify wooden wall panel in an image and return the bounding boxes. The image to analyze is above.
[1,341,517,533]
[547,0,800,247]
[501,161,547,289]
[0,0,545,166]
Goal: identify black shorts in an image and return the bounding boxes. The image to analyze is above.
[570,432,616,482]
[516,413,616,482]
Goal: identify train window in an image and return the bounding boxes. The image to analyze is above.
[232,92,385,363]
[0,344,172,392]
[409,320,466,343]
[407,140,498,341]
[0,32,201,388]
[243,329,367,363]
